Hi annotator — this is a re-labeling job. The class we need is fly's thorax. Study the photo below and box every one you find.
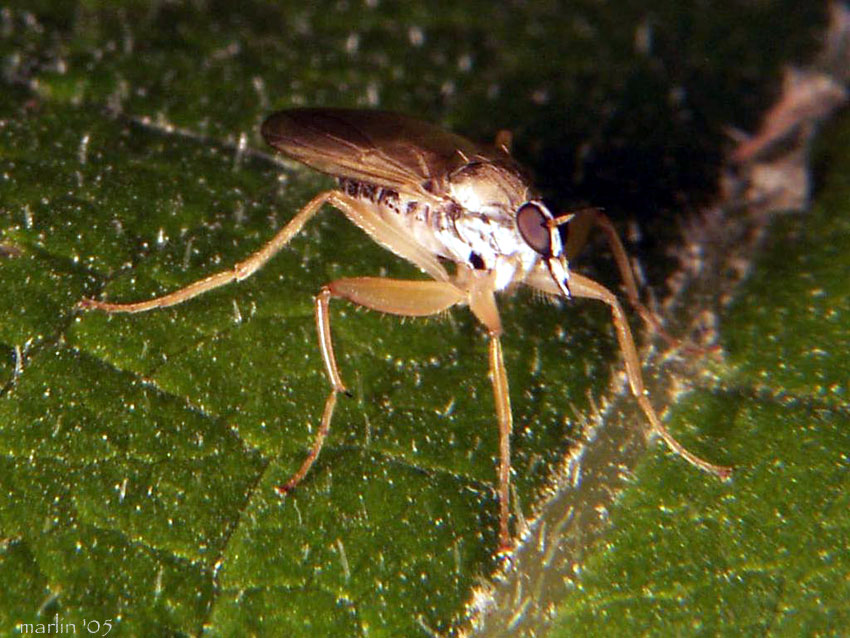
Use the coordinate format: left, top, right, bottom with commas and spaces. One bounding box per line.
441, 161, 546, 290
442, 210, 539, 291
446, 161, 531, 215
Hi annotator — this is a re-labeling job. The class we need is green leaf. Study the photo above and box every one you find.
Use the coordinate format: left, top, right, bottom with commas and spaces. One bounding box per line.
0, 2, 837, 636
547, 87, 850, 638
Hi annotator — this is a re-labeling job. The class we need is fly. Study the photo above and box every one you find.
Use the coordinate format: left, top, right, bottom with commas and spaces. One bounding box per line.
79, 108, 732, 551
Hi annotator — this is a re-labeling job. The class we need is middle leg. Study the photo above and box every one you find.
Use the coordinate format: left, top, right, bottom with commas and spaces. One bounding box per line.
278, 276, 466, 494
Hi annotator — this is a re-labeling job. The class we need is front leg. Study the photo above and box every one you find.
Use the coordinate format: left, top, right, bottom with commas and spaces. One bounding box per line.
528, 268, 732, 479
563, 208, 707, 352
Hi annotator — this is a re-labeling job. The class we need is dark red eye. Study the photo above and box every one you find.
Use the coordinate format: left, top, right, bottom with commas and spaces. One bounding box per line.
516, 203, 551, 256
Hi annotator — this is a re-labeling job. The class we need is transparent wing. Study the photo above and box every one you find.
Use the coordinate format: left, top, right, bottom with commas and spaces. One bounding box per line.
261, 108, 512, 198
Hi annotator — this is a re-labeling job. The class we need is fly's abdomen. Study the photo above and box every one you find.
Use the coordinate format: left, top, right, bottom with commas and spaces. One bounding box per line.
337, 177, 462, 261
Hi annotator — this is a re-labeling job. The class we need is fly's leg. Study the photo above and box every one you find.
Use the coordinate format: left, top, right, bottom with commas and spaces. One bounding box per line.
78, 190, 343, 313
275, 391, 338, 494
566, 272, 732, 479
489, 335, 512, 551
276, 276, 466, 495
466, 271, 514, 551
565, 209, 710, 353
318, 193, 517, 549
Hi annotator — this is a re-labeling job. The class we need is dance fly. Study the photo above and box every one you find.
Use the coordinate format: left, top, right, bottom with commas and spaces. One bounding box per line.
80, 108, 732, 550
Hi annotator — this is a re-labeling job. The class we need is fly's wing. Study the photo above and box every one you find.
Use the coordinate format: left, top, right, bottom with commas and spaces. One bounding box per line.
261, 108, 510, 199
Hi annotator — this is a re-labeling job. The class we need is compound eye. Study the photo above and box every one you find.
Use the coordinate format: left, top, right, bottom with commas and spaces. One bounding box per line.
516, 203, 551, 256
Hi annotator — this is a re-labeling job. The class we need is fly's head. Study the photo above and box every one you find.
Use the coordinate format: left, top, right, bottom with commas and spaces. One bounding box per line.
516, 200, 572, 298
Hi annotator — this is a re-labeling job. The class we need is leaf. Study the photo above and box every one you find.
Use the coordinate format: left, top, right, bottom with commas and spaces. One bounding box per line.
0, 2, 836, 637
547, 114, 850, 636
